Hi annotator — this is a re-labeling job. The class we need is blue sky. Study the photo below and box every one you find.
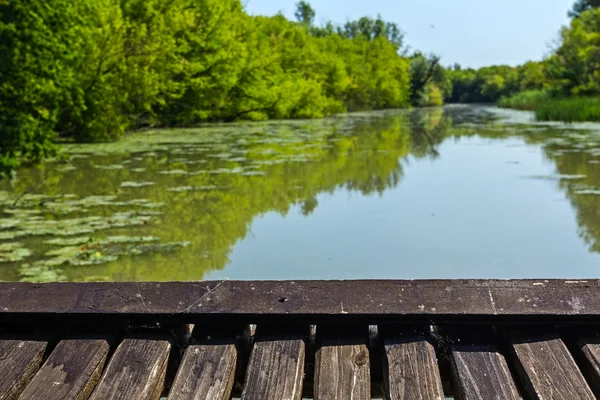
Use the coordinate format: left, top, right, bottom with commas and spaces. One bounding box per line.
245, 0, 574, 68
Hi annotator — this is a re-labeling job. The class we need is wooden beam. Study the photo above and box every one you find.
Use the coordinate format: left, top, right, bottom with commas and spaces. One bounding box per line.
18, 336, 111, 400
90, 336, 171, 400
576, 336, 600, 397
168, 341, 237, 400
314, 326, 370, 400
240, 326, 305, 400
508, 333, 595, 400
383, 336, 444, 400
1, 281, 600, 324
450, 343, 519, 400
0, 337, 47, 400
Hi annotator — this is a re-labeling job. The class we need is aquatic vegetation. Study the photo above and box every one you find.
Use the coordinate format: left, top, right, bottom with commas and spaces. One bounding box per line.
575, 190, 600, 195
522, 175, 587, 181
535, 98, 600, 123
19, 264, 67, 283
159, 170, 190, 175
240, 171, 267, 176
120, 181, 156, 188
101, 236, 159, 244
0, 219, 20, 229
167, 185, 226, 192
94, 164, 125, 170
0, 212, 153, 240
41, 240, 189, 269
0, 243, 31, 263
498, 90, 550, 111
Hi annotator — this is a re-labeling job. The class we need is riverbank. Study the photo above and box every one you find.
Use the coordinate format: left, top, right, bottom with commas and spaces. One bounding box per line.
498, 90, 600, 122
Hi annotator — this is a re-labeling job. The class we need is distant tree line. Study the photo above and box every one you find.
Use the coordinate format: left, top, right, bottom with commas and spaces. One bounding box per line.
446, 1, 600, 109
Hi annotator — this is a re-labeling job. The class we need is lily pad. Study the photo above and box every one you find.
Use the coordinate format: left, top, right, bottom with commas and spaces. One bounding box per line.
522, 174, 587, 181
241, 171, 266, 176
19, 264, 66, 283
575, 190, 600, 195
56, 165, 78, 172
0, 219, 20, 229
120, 181, 155, 188
167, 185, 224, 192
0, 243, 32, 263
101, 235, 159, 245
159, 169, 190, 175
94, 164, 125, 170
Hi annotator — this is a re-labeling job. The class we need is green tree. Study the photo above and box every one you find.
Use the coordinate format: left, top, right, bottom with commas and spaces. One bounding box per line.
0, 0, 85, 175
339, 16, 405, 51
0, 0, 414, 176
569, 0, 600, 18
295, 1, 316, 26
548, 7, 600, 96
409, 53, 450, 106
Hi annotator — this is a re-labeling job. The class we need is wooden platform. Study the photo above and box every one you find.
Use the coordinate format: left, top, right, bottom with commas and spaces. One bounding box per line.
2, 279, 600, 399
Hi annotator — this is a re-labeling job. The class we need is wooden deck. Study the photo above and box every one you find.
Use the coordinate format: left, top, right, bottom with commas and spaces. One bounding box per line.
2, 279, 600, 399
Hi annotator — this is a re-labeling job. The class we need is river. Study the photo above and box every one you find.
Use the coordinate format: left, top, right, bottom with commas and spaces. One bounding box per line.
1, 105, 599, 282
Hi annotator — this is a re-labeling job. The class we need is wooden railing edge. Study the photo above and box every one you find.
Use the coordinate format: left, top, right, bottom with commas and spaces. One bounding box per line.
0, 280, 599, 324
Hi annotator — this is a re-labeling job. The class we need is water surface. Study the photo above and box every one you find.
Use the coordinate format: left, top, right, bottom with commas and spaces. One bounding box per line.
1, 105, 600, 281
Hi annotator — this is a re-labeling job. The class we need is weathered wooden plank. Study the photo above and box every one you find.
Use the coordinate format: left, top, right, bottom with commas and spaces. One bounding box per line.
450, 343, 519, 400
168, 341, 236, 400
90, 337, 171, 400
383, 337, 444, 400
0, 337, 47, 400
241, 332, 305, 400
509, 333, 595, 400
576, 336, 600, 397
314, 338, 370, 400
2, 281, 600, 323
18, 336, 111, 400
0, 282, 221, 317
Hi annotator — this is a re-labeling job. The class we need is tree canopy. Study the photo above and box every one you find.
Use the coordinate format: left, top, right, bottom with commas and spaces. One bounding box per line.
295, 1, 316, 26
548, 7, 600, 96
0, 0, 415, 176
569, 0, 600, 18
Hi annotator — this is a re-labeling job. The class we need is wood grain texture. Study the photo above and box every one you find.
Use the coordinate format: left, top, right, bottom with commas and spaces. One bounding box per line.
19, 336, 111, 400
3, 280, 600, 324
576, 336, 600, 397
90, 337, 170, 400
509, 333, 594, 400
315, 340, 370, 400
241, 337, 305, 400
0, 338, 47, 400
168, 342, 236, 400
383, 337, 444, 400
450, 343, 519, 400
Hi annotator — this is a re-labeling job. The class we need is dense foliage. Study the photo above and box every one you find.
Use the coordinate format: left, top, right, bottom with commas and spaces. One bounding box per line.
446, 62, 547, 104
9, 0, 600, 175
0, 0, 414, 175
449, 2, 600, 123
494, 7, 600, 121
547, 8, 600, 96
569, 0, 600, 18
